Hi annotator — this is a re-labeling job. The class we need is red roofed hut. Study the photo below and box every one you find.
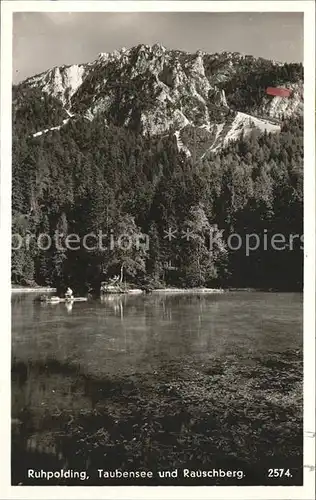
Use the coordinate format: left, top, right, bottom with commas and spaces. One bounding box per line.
266, 87, 292, 98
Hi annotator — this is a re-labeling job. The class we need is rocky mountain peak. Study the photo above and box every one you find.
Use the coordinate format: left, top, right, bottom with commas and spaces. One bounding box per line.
15, 44, 303, 156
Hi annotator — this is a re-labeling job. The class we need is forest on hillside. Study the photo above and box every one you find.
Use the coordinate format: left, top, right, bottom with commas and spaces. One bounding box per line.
12, 100, 303, 293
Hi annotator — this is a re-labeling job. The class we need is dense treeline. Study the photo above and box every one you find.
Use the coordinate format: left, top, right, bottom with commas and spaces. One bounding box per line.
12, 107, 303, 292
13, 85, 68, 136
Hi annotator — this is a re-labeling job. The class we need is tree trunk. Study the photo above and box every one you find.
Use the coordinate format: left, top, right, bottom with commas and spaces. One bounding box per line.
120, 263, 124, 283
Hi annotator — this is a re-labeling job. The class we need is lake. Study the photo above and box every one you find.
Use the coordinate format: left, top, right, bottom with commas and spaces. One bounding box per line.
11, 291, 303, 486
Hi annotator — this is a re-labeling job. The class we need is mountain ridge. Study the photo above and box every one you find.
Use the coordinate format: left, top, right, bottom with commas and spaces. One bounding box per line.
14, 44, 303, 157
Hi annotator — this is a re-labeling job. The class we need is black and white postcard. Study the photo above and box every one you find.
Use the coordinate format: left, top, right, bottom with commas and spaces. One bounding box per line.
1, 1, 315, 499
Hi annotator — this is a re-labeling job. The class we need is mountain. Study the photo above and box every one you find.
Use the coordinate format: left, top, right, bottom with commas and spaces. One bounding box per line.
12, 45, 304, 292
14, 44, 303, 156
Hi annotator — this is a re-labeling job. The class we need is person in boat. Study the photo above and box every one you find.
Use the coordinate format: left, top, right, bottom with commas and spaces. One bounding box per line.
65, 286, 73, 299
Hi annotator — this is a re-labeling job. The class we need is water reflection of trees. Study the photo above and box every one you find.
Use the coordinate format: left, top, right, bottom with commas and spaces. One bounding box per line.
12, 293, 226, 377
12, 358, 97, 482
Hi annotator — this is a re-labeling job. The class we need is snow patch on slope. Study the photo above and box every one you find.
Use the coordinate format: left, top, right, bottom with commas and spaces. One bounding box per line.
175, 131, 191, 157
221, 89, 228, 107
205, 113, 280, 155
203, 123, 225, 155
223, 112, 280, 146
32, 118, 69, 138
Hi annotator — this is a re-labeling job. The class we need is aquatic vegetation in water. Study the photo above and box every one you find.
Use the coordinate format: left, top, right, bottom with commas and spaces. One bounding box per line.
11, 349, 302, 485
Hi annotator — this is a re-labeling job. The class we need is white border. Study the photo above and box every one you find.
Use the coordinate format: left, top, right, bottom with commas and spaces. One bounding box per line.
1, 2, 315, 499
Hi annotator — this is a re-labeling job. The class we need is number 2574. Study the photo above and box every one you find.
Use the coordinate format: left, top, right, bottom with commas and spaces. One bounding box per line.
268, 469, 292, 478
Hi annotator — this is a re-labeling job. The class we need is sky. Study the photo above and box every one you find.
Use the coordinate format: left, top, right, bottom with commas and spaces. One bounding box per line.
13, 12, 303, 83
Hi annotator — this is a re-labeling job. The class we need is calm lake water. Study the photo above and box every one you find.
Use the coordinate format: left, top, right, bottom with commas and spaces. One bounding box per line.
11, 291, 303, 486
12, 292, 302, 377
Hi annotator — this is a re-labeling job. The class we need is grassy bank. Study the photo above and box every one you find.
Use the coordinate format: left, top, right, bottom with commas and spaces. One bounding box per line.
12, 348, 302, 486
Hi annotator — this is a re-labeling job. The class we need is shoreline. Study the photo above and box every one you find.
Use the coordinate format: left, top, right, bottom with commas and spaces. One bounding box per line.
11, 287, 57, 293
151, 287, 224, 294
11, 286, 302, 295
